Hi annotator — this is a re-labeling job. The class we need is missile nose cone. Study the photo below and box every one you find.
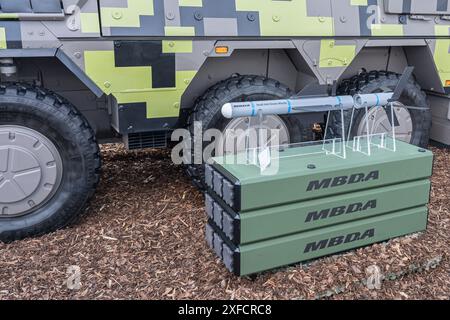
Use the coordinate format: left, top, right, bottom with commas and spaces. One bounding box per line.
222, 103, 233, 118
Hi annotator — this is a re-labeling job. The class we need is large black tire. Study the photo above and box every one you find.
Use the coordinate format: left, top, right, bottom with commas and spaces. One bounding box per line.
328, 71, 431, 148
0, 84, 101, 242
185, 75, 307, 189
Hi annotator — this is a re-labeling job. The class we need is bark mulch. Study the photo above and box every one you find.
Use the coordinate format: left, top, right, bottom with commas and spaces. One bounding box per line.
0, 145, 448, 300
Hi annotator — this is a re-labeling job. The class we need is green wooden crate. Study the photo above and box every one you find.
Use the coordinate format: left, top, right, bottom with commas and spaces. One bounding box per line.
206, 140, 433, 212
206, 206, 428, 276
206, 179, 431, 244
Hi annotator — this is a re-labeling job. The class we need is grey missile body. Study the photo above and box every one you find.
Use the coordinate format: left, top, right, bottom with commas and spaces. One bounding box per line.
221, 93, 394, 119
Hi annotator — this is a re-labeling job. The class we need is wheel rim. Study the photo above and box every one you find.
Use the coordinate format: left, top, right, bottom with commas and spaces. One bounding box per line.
356, 104, 413, 143
0, 125, 63, 217
217, 115, 290, 156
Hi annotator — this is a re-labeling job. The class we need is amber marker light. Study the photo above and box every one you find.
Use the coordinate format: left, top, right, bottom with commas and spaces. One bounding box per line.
215, 46, 229, 54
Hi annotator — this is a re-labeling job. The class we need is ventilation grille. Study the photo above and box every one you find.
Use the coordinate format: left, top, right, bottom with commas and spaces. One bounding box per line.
125, 131, 168, 150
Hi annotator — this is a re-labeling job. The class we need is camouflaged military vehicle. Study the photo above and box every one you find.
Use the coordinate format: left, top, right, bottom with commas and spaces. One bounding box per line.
0, 0, 449, 241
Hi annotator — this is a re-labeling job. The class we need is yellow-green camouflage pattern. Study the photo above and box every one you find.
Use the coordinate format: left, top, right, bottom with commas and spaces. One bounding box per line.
0, 0, 449, 120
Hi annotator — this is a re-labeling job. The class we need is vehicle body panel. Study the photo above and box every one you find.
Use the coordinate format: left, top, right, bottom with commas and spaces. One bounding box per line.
0, 0, 449, 138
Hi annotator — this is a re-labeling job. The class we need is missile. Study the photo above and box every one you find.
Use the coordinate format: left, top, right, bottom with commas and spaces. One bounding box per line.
221, 93, 394, 119
353, 93, 394, 108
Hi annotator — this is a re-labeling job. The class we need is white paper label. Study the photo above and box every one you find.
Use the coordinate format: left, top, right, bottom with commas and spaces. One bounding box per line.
258, 147, 271, 172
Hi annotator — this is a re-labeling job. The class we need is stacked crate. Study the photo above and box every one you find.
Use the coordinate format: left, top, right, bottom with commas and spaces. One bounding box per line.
204, 140, 433, 276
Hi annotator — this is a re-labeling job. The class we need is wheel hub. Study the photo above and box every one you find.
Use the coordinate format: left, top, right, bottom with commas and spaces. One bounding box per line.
357, 106, 413, 143
218, 115, 290, 155
0, 126, 63, 217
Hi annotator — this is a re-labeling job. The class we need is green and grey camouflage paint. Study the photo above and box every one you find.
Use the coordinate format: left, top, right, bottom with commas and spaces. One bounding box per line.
0, 0, 449, 128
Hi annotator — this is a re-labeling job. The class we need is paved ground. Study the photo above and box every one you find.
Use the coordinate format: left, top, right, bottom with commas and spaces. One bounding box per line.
0, 145, 448, 300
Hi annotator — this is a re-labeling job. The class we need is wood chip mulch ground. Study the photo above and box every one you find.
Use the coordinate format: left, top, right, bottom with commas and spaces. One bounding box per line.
0, 145, 448, 300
